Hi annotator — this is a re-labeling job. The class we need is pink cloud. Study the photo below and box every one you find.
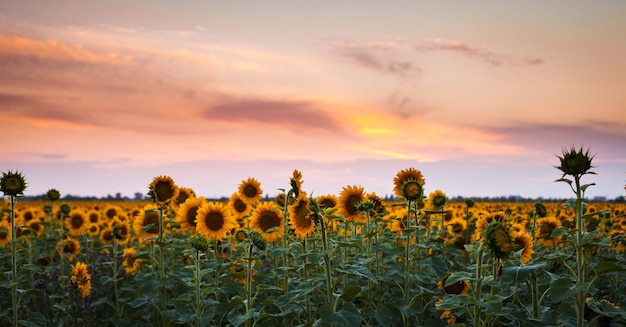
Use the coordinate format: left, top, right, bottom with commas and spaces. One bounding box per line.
416, 38, 544, 66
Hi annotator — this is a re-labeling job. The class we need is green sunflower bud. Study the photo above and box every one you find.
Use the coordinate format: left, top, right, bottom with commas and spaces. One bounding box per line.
46, 188, 61, 202
190, 234, 210, 252
60, 203, 71, 216
556, 146, 595, 177
249, 231, 266, 251
0, 170, 27, 197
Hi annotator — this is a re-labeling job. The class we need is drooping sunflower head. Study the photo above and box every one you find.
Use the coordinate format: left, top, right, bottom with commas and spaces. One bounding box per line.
512, 231, 534, 264
366, 192, 385, 214
0, 170, 27, 197
290, 169, 303, 197
438, 274, 471, 296
149, 175, 179, 205
534, 201, 548, 218
176, 196, 206, 233
196, 201, 237, 242
338, 185, 366, 222
238, 177, 263, 204
111, 218, 131, 243
428, 190, 448, 209
485, 221, 514, 261
58, 237, 81, 262
250, 201, 284, 243
46, 188, 61, 202
536, 217, 563, 248
393, 167, 425, 199
288, 192, 315, 239
555, 146, 595, 178
133, 204, 160, 239
190, 233, 211, 252
123, 248, 140, 275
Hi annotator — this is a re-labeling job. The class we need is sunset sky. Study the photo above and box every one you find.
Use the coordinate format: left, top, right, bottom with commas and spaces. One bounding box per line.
1, 1, 625, 200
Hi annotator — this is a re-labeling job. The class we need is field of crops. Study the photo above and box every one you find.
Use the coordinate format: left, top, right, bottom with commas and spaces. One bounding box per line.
1, 151, 625, 326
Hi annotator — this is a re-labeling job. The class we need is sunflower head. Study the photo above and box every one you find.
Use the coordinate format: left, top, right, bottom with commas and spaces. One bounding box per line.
485, 221, 514, 260
250, 201, 284, 242
149, 175, 179, 205
556, 146, 595, 178
0, 170, 27, 197
338, 185, 366, 222
235, 229, 248, 242
393, 167, 425, 198
190, 233, 211, 252
249, 230, 267, 250
316, 194, 338, 210
534, 201, 547, 218
438, 274, 471, 296
429, 190, 447, 209
174, 187, 196, 207
290, 169, 303, 197
288, 193, 315, 239
512, 231, 534, 264
238, 177, 263, 204
465, 198, 475, 208
401, 179, 423, 201
59, 203, 71, 216
46, 188, 61, 202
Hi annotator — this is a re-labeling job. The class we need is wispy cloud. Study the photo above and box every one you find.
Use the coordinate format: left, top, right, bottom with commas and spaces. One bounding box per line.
416, 38, 544, 66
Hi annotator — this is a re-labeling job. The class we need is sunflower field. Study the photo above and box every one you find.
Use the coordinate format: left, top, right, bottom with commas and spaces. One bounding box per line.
1, 148, 626, 326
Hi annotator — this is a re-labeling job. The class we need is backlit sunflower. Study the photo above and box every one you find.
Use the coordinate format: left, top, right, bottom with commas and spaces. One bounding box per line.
393, 167, 425, 199
228, 192, 251, 227
316, 194, 338, 210
0, 170, 27, 196
58, 237, 81, 261
133, 204, 160, 240
238, 177, 263, 204
512, 231, 534, 264
250, 201, 284, 243
65, 209, 88, 236
288, 193, 315, 239
71, 261, 92, 298
438, 274, 471, 296
123, 248, 140, 275
149, 175, 179, 205
338, 185, 366, 222
0, 220, 11, 247
536, 217, 563, 247
428, 190, 448, 210
176, 196, 206, 233
196, 202, 237, 242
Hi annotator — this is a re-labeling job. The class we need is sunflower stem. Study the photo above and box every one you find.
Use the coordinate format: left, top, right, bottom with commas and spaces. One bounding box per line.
10, 195, 19, 327
113, 237, 120, 318
194, 249, 202, 327
320, 210, 335, 319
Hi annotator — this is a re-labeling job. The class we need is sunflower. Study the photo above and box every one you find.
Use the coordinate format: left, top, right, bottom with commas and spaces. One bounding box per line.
428, 190, 448, 210
366, 192, 385, 215
0, 170, 27, 196
393, 167, 425, 199
58, 237, 81, 261
0, 220, 11, 247
316, 194, 338, 210
102, 205, 122, 222
512, 231, 534, 264
250, 201, 284, 243
86, 210, 101, 226
485, 221, 514, 260
86, 223, 100, 237
149, 175, 179, 205
228, 192, 251, 226
99, 227, 114, 245
173, 186, 196, 208
446, 217, 467, 237
46, 188, 61, 202
71, 261, 92, 298
337, 185, 366, 223
176, 196, 206, 233
290, 169, 303, 197
438, 274, 471, 296
196, 202, 237, 242
123, 248, 140, 275
288, 193, 315, 239
133, 204, 161, 240
536, 217, 563, 247
19, 208, 42, 225
475, 211, 507, 238
65, 209, 88, 236
111, 218, 131, 244
238, 177, 263, 205
26, 220, 44, 237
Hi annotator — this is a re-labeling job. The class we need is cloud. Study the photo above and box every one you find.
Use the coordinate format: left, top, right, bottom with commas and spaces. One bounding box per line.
320, 38, 421, 79
416, 38, 544, 66
203, 99, 343, 132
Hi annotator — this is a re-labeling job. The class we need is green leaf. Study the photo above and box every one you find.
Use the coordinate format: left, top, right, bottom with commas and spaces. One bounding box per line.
595, 261, 626, 274
555, 178, 573, 185
18, 311, 47, 327
336, 264, 377, 283
580, 183, 595, 193
550, 277, 584, 302
340, 284, 361, 302
502, 262, 546, 281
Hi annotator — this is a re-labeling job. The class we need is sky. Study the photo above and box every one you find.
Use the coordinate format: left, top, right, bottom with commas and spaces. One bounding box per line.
1, 1, 625, 200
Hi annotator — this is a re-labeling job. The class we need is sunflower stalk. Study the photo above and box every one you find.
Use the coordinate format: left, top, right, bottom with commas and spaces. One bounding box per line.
112, 237, 121, 318
9, 195, 19, 327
